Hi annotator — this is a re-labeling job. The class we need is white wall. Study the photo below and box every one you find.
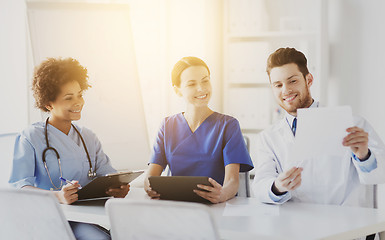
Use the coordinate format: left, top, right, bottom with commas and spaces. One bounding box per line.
0, 0, 28, 134
0, 0, 28, 187
127, 0, 168, 143
328, 0, 385, 208
129, 0, 223, 142
328, 0, 385, 141
164, 0, 223, 116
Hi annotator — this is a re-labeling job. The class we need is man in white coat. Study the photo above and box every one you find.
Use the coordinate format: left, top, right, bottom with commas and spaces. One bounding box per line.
252, 48, 385, 213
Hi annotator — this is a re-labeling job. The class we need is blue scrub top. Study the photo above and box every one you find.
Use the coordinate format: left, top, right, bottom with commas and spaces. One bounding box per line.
150, 112, 254, 185
9, 121, 116, 190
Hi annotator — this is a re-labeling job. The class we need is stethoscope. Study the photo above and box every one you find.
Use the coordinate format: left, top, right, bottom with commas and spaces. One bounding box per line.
42, 117, 96, 190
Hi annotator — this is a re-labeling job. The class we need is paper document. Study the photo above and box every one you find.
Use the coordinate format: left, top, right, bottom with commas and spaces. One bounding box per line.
290, 106, 354, 167
223, 202, 279, 217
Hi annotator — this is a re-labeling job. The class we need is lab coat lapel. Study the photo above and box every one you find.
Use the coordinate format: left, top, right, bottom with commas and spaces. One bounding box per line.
278, 118, 295, 143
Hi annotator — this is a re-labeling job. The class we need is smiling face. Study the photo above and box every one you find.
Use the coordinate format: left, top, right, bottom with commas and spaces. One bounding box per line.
174, 66, 212, 108
270, 63, 313, 116
46, 81, 85, 122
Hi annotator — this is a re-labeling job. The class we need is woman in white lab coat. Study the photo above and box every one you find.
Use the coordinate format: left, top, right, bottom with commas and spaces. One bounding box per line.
9, 58, 129, 240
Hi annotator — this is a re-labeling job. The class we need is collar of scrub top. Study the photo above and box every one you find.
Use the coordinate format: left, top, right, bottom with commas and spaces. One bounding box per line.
43, 117, 96, 190
285, 100, 319, 136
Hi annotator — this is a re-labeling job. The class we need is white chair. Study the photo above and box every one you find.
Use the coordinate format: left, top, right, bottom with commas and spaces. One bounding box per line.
0, 134, 16, 188
238, 171, 250, 197
238, 135, 251, 197
106, 198, 220, 240
0, 188, 75, 240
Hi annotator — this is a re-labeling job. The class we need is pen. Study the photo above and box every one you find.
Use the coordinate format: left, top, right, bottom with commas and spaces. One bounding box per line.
59, 177, 82, 189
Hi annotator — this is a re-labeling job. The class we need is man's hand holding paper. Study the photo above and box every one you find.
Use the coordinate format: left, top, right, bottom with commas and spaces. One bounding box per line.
272, 167, 303, 195
343, 126, 370, 160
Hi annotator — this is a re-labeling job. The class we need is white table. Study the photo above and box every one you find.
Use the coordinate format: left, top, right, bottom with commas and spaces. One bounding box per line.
62, 188, 385, 240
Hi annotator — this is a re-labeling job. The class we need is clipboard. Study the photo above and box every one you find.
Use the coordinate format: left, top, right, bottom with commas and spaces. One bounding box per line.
77, 170, 144, 201
148, 176, 213, 203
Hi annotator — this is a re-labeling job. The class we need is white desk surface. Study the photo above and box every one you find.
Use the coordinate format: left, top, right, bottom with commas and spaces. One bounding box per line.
62, 187, 385, 240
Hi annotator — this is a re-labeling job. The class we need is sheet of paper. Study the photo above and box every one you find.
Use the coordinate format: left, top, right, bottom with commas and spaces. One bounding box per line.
223, 202, 280, 217
290, 106, 354, 167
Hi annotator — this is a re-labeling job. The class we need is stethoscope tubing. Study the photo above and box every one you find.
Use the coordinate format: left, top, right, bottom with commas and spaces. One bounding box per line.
42, 117, 96, 189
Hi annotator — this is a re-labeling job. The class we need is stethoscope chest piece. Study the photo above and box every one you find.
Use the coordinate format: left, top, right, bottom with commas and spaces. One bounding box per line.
88, 168, 97, 178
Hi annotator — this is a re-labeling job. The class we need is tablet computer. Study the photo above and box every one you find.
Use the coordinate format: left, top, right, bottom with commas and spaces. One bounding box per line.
148, 176, 213, 203
77, 170, 144, 201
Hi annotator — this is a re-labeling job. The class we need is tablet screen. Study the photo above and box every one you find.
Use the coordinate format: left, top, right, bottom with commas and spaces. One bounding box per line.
149, 176, 213, 203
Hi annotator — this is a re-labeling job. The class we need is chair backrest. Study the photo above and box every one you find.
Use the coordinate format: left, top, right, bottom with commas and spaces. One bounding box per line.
106, 198, 220, 240
238, 171, 250, 197
238, 135, 251, 197
0, 188, 75, 240
0, 134, 16, 188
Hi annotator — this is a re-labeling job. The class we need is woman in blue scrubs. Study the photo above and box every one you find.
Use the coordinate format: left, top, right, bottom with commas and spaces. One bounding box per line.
9, 58, 129, 240
144, 56, 254, 203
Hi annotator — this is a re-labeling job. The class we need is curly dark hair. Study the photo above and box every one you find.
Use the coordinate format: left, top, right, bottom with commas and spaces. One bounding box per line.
32, 57, 91, 112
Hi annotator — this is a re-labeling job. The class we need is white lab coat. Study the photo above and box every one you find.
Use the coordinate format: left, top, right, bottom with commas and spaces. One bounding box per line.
252, 113, 385, 208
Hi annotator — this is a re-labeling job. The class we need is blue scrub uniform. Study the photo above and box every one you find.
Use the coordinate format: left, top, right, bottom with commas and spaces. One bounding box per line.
150, 112, 254, 185
9, 121, 116, 240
